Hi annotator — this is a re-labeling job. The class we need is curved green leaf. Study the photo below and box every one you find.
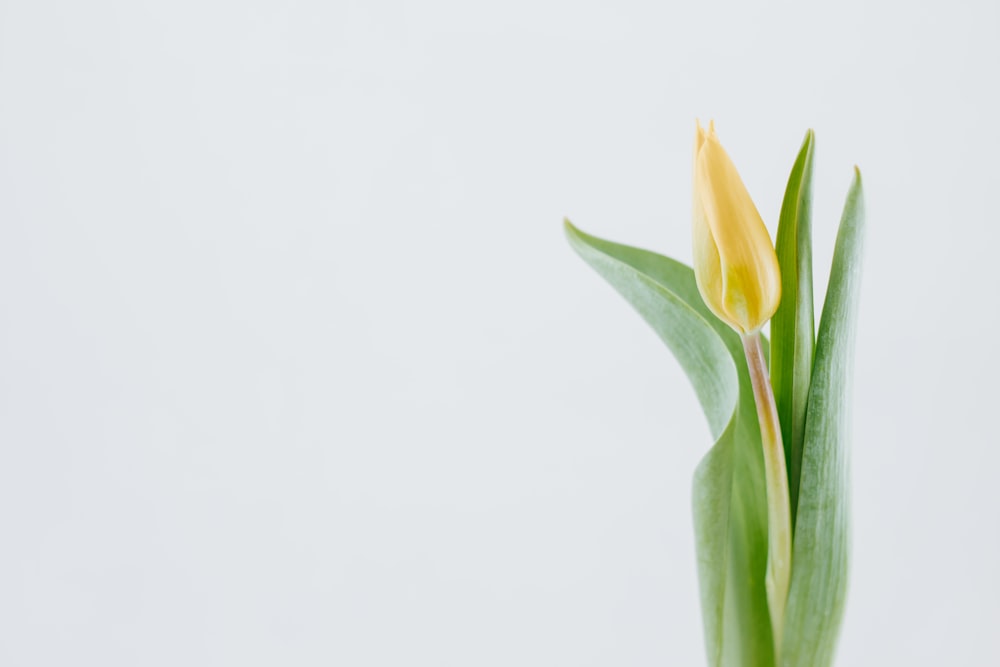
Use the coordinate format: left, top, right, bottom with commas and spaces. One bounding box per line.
781, 169, 865, 666
564, 220, 736, 434
771, 130, 816, 525
564, 220, 773, 667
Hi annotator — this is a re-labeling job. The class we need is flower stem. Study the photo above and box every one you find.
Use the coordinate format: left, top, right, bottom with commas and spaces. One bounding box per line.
742, 330, 792, 661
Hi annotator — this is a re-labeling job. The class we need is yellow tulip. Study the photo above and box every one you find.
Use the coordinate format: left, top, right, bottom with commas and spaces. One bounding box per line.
692, 121, 781, 333
692, 123, 792, 656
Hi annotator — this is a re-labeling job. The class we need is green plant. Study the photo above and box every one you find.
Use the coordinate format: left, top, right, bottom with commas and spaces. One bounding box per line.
565, 125, 865, 667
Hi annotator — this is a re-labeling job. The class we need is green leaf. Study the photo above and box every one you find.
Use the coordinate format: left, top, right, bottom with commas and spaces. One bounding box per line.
781, 169, 865, 666
771, 130, 816, 526
694, 377, 774, 667
564, 220, 774, 667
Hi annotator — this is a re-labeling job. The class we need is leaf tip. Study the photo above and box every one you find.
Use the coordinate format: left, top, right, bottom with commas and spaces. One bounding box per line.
563, 217, 581, 244
802, 128, 816, 150
849, 167, 864, 205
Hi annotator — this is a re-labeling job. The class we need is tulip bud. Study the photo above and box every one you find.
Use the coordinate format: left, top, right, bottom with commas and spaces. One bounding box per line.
692, 121, 781, 333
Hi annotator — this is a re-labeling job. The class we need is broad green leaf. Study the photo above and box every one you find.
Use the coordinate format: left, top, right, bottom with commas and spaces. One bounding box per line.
695, 372, 773, 667
771, 130, 816, 526
564, 220, 773, 667
564, 220, 735, 434
781, 169, 865, 666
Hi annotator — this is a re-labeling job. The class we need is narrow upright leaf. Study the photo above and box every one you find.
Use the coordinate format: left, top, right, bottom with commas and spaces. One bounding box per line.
781, 169, 865, 666
770, 130, 816, 525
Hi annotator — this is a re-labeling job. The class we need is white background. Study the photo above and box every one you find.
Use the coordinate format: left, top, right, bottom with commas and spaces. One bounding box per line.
1, 0, 998, 665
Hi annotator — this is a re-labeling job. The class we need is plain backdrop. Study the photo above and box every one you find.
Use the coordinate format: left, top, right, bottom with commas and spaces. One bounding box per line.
1, 0, 998, 665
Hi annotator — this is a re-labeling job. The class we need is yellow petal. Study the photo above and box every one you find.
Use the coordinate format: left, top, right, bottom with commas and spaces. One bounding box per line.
692, 124, 780, 333
692, 123, 728, 326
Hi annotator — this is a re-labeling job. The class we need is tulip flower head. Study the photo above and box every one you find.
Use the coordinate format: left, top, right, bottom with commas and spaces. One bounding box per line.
692, 121, 781, 334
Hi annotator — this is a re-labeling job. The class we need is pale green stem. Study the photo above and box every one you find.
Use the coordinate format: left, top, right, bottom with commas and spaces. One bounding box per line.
742, 330, 792, 662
